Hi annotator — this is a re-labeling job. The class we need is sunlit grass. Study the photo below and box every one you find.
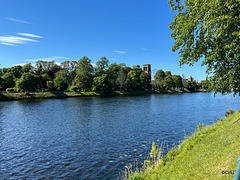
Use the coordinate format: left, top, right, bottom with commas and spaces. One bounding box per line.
0, 89, 207, 101
125, 111, 240, 180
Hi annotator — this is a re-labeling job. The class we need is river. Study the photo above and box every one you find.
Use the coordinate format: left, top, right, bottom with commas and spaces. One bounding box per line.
0, 92, 240, 179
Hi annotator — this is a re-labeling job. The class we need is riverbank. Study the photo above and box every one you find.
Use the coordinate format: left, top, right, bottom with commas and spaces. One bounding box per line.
0, 89, 207, 101
125, 111, 240, 180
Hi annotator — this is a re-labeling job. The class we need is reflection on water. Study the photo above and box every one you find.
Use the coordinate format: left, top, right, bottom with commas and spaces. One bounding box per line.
0, 92, 240, 179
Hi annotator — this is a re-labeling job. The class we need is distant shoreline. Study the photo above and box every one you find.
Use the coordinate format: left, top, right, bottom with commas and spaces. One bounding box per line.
0, 89, 208, 101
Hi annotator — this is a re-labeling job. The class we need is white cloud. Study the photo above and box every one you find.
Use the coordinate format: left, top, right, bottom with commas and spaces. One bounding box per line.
142, 48, 148, 51
0, 35, 38, 46
0, 42, 16, 46
13, 63, 28, 66
109, 58, 118, 61
17, 33, 43, 38
6, 17, 32, 24
114, 50, 127, 55
91, 63, 97, 67
26, 56, 69, 62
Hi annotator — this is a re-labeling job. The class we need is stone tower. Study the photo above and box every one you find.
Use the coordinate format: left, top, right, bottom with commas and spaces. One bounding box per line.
143, 64, 151, 76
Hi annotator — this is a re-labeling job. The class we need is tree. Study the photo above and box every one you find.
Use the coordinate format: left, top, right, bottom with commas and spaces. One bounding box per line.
201, 79, 211, 90
1, 72, 15, 89
74, 71, 93, 91
23, 63, 34, 73
163, 75, 175, 90
116, 68, 127, 91
8, 65, 23, 78
106, 63, 122, 89
154, 69, 165, 82
92, 74, 112, 94
165, 71, 172, 77
77, 56, 94, 73
140, 72, 151, 90
126, 70, 142, 91
40, 73, 50, 90
54, 70, 68, 90
172, 75, 183, 89
186, 81, 197, 92
96, 57, 109, 72
16, 73, 40, 91
169, 0, 240, 95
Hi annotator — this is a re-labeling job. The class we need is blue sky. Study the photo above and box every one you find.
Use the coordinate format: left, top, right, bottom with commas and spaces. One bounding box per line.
0, 0, 206, 81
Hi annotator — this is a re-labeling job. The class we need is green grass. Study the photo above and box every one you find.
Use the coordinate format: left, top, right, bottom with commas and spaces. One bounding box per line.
126, 111, 240, 180
0, 89, 207, 101
0, 91, 101, 101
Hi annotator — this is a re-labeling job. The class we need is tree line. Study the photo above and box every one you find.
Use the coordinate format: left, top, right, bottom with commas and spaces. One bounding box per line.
0, 56, 205, 94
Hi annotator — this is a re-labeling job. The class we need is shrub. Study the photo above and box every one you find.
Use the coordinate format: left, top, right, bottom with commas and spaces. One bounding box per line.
69, 86, 78, 91
196, 123, 204, 132
47, 81, 55, 91
6, 87, 16, 93
225, 109, 235, 117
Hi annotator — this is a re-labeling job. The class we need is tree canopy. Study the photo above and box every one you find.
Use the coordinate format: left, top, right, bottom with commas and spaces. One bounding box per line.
169, 0, 240, 95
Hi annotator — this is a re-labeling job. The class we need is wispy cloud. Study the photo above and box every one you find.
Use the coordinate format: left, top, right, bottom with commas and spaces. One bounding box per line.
26, 56, 69, 62
17, 33, 43, 38
109, 58, 118, 61
0, 35, 38, 46
6, 17, 32, 24
114, 50, 127, 55
142, 48, 148, 51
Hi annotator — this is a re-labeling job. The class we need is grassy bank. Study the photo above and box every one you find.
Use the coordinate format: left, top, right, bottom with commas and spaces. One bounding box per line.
125, 111, 240, 180
0, 89, 207, 101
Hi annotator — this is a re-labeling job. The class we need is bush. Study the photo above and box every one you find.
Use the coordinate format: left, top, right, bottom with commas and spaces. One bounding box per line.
225, 109, 235, 117
69, 86, 78, 91
47, 81, 55, 91
6, 87, 16, 93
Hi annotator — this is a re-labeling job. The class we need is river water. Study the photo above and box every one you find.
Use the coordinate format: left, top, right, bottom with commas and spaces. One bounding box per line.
0, 92, 240, 179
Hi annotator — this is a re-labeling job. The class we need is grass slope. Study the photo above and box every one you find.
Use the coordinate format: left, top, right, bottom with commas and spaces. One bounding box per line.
0, 89, 207, 101
128, 111, 240, 180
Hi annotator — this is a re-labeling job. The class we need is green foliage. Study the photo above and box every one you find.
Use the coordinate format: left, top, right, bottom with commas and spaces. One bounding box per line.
132, 67, 143, 76
186, 81, 197, 91
22, 63, 34, 73
196, 122, 204, 132
163, 75, 174, 90
7, 65, 23, 78
126, 70, 142, 91
6, 87, 16, 92
16, 73, 40, 91
54, 70, 68, 91
92, 74, 112, 94
96, 57, 109, 73
150, 142, 160, 161
106, 63, 122, 89
225, 109, 235, 118
77, 56, 94, 73
47, 81, 55, 91
74, 71, 93, 91
1, 72, 15, 89
173, 75, 183, 89
69, 85, 78, 91
165, 71, 171, 77
201, 79, 211, 90
140, 72, 151, 90
154, 69, 165, 82
169, 0, 240, 95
